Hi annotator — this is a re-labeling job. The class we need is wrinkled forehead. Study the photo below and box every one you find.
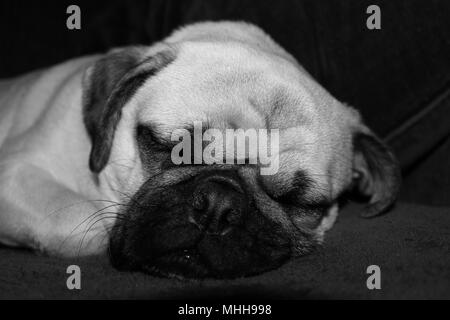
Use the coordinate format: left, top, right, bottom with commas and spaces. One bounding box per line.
125, 42, 354, 200
133, 42, 314, 134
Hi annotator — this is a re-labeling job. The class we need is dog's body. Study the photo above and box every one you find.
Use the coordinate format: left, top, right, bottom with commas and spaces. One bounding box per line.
0, 22, 400, 278
0, 56, 108, 255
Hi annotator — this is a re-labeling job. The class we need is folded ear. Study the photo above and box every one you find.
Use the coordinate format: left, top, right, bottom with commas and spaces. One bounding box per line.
351, 130, 401, 218
82, 46, 175, 173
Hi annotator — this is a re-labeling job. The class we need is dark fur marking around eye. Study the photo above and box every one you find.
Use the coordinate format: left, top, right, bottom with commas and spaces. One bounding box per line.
136, 124, 174, 170
136, 125, 173, 151
136, 123, 219, 169
257, 169, 330, 211
273, 170, 314, 206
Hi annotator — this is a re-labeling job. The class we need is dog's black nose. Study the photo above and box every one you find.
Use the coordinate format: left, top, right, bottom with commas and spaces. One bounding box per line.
192, 174, 247, 235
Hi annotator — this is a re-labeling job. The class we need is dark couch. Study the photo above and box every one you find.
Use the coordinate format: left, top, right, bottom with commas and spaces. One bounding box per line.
0, 0, 449, 299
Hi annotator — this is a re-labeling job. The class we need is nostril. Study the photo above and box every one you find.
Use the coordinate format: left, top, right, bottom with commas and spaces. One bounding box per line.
216, 208, 231, 233
206, 193, 244, 235
191, 175, 247, 235
215, 208, 240, 235
222, 207, 241, 225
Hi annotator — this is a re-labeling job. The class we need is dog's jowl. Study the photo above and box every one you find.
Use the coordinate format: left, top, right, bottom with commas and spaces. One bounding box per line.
0, 22, 400, 278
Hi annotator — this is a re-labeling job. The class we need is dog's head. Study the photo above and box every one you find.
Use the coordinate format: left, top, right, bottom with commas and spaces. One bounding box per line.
82, 22, 400, 278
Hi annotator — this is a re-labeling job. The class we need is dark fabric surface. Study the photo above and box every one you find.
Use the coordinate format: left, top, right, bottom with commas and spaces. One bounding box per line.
1, 203, 449, 299
0, 0, 449, 299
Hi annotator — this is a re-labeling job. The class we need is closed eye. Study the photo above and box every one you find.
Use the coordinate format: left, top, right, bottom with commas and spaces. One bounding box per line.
136, 124, 172, 152
274, 190, 330, 209
268, 170, 312, 205
268, 170, 332, 210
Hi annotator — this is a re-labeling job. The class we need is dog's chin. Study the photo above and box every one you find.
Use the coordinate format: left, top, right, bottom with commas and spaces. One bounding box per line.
108, 218, 296, 279
109, 229, 294, 279
141, 249, 211, 279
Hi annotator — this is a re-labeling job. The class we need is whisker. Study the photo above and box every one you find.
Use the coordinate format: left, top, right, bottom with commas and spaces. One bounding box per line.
77, 214, 129, 257
111, 188, 146, 210
56, 204, 124, 253
44, 199, 129, 221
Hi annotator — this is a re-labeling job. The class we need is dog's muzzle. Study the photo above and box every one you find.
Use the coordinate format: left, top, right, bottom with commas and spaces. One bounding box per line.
109, 170, 291, 279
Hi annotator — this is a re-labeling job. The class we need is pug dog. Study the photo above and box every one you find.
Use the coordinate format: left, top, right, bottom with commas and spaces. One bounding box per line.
0, 21, 400, 278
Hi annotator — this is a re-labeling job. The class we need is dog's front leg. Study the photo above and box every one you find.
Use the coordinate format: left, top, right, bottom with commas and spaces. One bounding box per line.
0, 163, 113, 257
